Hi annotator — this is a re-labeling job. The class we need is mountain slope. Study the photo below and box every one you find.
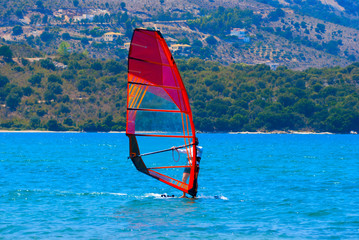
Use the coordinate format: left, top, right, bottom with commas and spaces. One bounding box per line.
1, 0, 359, 69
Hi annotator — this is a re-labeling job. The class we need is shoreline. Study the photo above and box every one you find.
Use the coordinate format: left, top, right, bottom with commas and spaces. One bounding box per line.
0, 130, 353, 134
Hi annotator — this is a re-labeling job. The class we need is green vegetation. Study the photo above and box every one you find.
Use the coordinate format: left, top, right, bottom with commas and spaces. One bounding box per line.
1, 44, 359, 133
188, 7, 262, 37
177, 60, 359, 133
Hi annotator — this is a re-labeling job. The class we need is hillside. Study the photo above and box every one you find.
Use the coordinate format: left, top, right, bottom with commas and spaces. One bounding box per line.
1, 44, 359, 133
1, 0, 359, 69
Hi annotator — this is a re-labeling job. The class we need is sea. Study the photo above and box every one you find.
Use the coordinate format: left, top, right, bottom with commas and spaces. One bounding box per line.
0, 132, 358, 239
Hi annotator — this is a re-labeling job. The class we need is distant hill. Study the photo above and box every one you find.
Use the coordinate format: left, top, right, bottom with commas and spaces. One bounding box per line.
256, 0, 359, 27
1, 0, 359, 69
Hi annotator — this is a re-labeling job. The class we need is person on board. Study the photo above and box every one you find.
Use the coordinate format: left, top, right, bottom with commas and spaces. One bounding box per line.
172, 138, 203, 198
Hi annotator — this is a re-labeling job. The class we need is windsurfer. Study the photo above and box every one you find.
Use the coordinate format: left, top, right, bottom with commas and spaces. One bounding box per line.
173, 139, 203, 198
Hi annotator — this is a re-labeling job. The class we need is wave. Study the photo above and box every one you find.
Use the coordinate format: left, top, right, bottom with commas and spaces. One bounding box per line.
197, 194, 229, 200
6, 189, 128, 197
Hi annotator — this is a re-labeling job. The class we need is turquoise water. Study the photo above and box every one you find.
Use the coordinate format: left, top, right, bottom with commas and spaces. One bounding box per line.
1, 133, 358, 239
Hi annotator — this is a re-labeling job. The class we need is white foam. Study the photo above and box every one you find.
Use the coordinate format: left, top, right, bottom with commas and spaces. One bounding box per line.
198, 194, 228, 200
109, 193, 127, 196
141, 193, 177, 199
143, 193, 165, 198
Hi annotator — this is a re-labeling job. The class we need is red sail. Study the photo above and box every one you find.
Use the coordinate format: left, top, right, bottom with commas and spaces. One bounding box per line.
126, 29, 198, 197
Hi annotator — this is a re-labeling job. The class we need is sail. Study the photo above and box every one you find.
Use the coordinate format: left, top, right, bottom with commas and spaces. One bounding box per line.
126, 29, 199, 197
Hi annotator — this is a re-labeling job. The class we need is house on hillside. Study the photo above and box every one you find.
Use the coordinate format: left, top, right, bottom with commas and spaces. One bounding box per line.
123, 42, 131, 50
103, 32, 123, 42
169, 44, 191, 56
73, 14, 94, 22
53, 8, 109, 23
264, 62, 279, 71
230, 28, 250, 43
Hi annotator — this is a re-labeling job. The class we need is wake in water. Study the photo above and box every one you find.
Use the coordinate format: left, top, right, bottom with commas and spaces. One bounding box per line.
11, 189, 228, 201
138, 193, 228, 200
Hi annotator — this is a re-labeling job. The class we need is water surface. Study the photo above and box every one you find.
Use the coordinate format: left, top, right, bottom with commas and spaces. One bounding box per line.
1, 133, 358, 239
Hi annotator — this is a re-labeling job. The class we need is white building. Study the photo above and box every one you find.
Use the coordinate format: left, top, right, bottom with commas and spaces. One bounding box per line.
73, 14, 94, 22
103, 32, 123, 42
230, 28, 250, 43
169, 44, 191, 55
123, 42, 131, 50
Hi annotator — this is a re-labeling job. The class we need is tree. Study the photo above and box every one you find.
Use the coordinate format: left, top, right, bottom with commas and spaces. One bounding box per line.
210, 82, 225, 93
6, 87, 23, 111
73, 0, 79, 7
0, 75, 9, 88
15, 9, 23, 18
57, 104, 71, 115
30, 117, 41, 128
63, 118, 74, 126
91, 62, 103, 70
105, 60, 126, 74
0, 45, 13, 60
61, 33, 71, 40
57, 41, 70, 56
104, 115, 114, 127
40, 31, 54, 42
300, 21, 307, 29
294, 99, 316, 117
178, 37, 190, 45
81, 37, 89, 45
278, 93, 297, 107
192, 39, 203, 48
44, 90, 56, 102
205, 36, 217, 45
28, 73, 43, 86
47, 82, 63, 94
268, 8, 285, 21
46, 119, 64, 131
39, 59, 56, 70
23, 86, 33, 96
42, 15, 48, 24
206, 99, 230, 115
12, 26, 23, 36
315, 23, 326, 33
77, 79, 91, 92
36, 0, 44, 9
82, 120, 98, 132
48, 74, 63, 84
324, 40, 340, 55
325, 110, 359, 133
120, 2, 126, 10
229, 113, 246, 131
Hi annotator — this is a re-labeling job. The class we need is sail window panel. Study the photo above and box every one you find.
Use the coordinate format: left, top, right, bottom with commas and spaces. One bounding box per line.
140, 144, 189, 168
128, 83, 187, 111
136, 135, 193, 184
129, 110, 192, 136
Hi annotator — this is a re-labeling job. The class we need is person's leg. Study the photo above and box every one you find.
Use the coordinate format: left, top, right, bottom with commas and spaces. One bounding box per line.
180, 172, 190, 198
182, 172, 190, 183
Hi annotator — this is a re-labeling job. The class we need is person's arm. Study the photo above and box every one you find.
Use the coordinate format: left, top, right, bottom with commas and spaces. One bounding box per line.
196, 146, 203, 157
177, 148, 187, 154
